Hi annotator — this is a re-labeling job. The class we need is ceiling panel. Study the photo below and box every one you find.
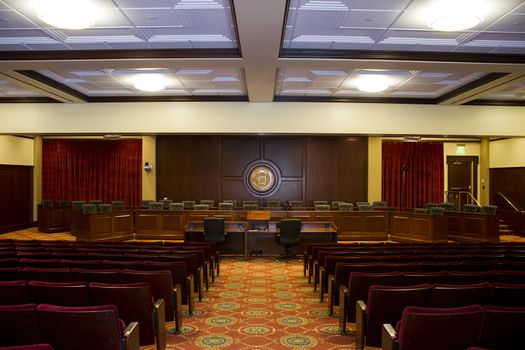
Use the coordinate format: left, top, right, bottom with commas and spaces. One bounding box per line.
283, 0, 525, 55
275, 68, 486, 99
0, 78, 44, 97
0, 0, 237, 50
481, 81, 525, 101
38, 67, 246, 96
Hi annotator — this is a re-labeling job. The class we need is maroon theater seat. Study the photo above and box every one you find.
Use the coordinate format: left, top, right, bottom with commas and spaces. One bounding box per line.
0, 304, 40, 347
0, 280, 29, 304
430, 282, 492, 307
36, 304, 139, 350
27, 281, 90, 306
490, 283, 525, 307
0, 345, 55, 350
478, 306, 525, 350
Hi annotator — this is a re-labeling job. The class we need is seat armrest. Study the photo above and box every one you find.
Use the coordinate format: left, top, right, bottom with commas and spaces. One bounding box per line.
154, 299, 166, 350
339, 286, 349, 335
172, 284, 183, 333
327, 274, 335, 316
382, 323, 398, 350
123, 321, 140, 350
355, 300, 367, 350
187, 274, 195, 315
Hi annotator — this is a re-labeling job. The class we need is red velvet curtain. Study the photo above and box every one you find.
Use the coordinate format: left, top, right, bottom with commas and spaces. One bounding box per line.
382, 141, 444, 209
42, 140, 142, 206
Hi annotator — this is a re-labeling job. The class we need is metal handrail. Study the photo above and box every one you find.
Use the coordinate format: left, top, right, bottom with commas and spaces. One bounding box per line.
445, 190, 482, 208
497, 192, 521, 213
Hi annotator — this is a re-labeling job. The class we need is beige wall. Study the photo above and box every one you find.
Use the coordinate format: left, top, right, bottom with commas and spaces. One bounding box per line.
367, 137, 382, 202
1, 102, 525, 136
142, 136, 156, 201
443, 142, 481, 201
0, 135, 33, 165
490, 138, 525, 168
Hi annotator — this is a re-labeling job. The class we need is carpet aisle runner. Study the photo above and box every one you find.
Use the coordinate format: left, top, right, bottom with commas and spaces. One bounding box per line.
156, 257, 356, 350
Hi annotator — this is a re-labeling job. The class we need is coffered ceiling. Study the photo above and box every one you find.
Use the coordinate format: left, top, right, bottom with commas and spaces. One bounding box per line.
0, 0, 524, 105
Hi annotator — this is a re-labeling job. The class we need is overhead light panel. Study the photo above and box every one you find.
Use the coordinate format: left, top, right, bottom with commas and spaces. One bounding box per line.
353, 75, 393, 93
423, 0, 486, 32
36, 0, 100, 30
132, 74, 167, 92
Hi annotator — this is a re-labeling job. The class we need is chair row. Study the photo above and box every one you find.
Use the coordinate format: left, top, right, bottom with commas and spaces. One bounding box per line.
383, 304, 525, 350
330, 260, 525, 318
337, 269, 525, 324
0, 303, 140, 350
345, 280, 525, 348
0, 265, 187, 331
0, 280, 165, 349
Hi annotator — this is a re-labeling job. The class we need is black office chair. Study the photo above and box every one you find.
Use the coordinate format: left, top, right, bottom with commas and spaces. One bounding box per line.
204, 217, 226, 276
277, 219, 301, 259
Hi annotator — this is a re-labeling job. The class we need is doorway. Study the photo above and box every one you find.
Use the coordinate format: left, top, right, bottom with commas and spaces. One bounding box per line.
446, 156, 478, 210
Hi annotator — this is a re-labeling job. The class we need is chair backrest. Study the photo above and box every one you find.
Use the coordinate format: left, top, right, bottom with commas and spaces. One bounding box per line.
396, 304, 484, 350
358, 203, 372, 211
98, 204, 112, 213
372, 201, 387, 209
429, 207, 445, 216
279, 219, 301, 244
182, 200, 195, 210
110, 201, 124, 209
266, 199, 281, 208
141, 199, 153, 207
169, 202, 184, 211
147, 202, 163, 210
81, 204, 97, 214
243, 203, 258, 210
89, 200, 102, 207
288, 200, 303, 208
338, 202, 353, 211
222, 199, 237, 208
200, 199, 214, 207
0, 280, 29, 305
430, 283, 492, 308
204, 217, 225, 244
313, 200, 328, 206
36, 304, 124, 350
71, 201, 86, 210
41, 200, 54, 208
314, 204, 330, 211
356, 201, 370, 206
365, 284, 433, 347
89, 282, 155, 345
490, 283, 525, 307
0, 304, 40, 347
442, 202, 455, 211
0, 344, 56, 350
194, 204, 209, 210
463, 204, 479, 213
414, 208, 429, 214
480, 205, 497, 215
160, 199, 172, 208
479, 306, 525, 350
331, 201, 341, 209
218, 202, 234, 211
27, 281, 90, 306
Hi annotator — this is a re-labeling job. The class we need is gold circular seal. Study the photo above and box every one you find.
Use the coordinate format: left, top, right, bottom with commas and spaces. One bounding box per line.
249, 166, 276, 193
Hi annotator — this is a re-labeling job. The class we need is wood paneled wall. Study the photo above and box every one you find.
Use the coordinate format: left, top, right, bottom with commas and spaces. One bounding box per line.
0, 165, 33, 233
490, 167, 525, 210
156, 136, 368, 205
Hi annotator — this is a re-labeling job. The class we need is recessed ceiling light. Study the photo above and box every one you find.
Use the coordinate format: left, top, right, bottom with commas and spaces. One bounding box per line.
354, 75, 393, 93
132, 74, 167, 92
36, 0, 100, 30
424, 0, 486, 32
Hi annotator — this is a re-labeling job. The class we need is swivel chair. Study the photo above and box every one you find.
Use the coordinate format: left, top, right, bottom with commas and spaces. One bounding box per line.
277, 219, 301, 259
204, 217, 226, 275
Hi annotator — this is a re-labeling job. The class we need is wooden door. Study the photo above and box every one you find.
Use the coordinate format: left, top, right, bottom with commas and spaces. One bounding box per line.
447, 156, 478, 210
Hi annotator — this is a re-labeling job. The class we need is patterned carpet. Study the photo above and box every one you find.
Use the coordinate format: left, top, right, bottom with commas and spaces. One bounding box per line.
157, 257, 354, 350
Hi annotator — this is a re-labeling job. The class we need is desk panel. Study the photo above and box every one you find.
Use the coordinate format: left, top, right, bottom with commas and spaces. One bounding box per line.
338, 211, 389, 240
134, 210, 185, 240
72, 211, 134, 242
390, 212, 447, 243
446, 212, 499, 243
38, 206, 71, 233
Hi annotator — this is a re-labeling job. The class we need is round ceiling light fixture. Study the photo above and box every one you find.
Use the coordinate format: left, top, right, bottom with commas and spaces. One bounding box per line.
132, 74, 167, 92
424, 0, 486, 32
36, 0, 100, 30
355, 75, 392, 93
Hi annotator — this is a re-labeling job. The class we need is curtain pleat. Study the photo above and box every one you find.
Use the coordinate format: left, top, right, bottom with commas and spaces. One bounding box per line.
382, 142, 444, 209
42, 140, 142, 206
